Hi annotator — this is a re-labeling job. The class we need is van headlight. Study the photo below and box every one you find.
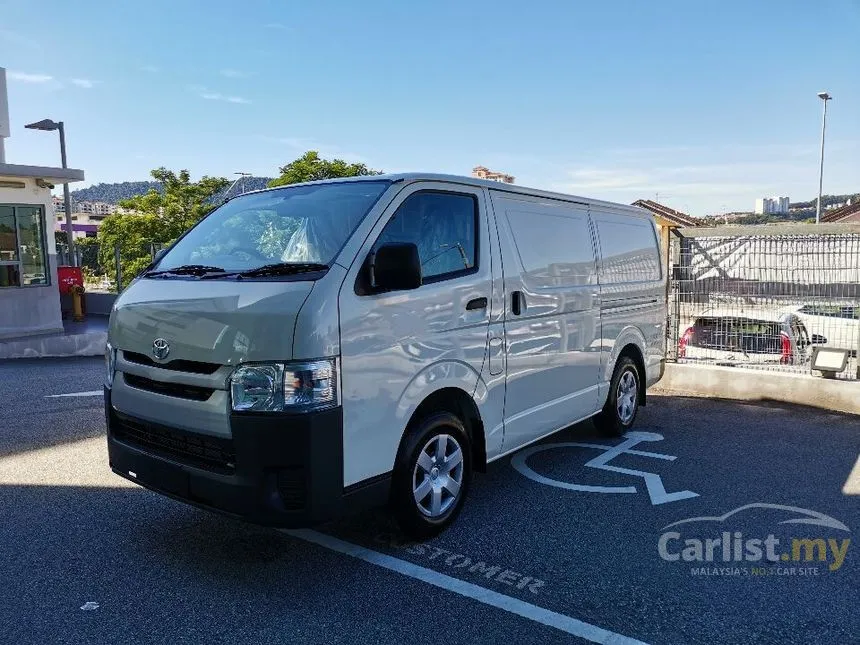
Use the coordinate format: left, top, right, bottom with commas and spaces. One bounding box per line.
229, 358, 338, 413
105, 342, 117, 388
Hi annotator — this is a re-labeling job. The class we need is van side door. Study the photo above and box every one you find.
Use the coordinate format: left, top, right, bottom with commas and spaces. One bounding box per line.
489, 191, 601, 452
338, 182, 493, 487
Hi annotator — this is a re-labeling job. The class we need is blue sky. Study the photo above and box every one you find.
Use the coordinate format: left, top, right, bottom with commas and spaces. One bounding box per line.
1, 0, 858, 214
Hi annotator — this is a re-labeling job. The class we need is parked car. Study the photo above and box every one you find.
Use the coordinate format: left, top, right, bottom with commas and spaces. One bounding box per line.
104, 173, 667, 538
789, 303, 859, 355
678, 310, 821, 366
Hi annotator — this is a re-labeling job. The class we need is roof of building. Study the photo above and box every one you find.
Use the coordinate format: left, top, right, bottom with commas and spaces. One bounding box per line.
631, 199, 699, 227
0, 163, 84, 184
820, 201, 860, 223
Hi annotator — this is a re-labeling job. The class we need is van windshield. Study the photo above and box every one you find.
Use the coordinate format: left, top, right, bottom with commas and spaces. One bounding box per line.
153, 180, 390, 274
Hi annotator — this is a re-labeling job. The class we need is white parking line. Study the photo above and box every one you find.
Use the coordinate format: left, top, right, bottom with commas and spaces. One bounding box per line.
45, 390, 103, 398
843, 455, 860, 495
284, 529, 649, 645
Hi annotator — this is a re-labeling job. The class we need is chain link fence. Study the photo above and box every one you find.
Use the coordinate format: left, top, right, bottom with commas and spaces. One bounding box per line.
668, 223, 860, 380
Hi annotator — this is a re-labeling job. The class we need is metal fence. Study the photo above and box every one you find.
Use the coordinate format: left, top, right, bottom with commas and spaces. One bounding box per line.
668, 223, 860, 380
57, 241, 165, 293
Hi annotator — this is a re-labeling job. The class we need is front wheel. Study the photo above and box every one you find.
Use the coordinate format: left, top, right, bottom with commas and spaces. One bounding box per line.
391, 412, 471, 539
593, 356, 640, 437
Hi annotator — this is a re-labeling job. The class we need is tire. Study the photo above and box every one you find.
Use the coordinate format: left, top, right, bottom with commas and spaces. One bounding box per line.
391, 412, 472, 540
593, 356, 641, 437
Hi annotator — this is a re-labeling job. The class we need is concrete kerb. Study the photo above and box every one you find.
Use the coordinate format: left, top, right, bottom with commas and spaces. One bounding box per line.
652, 362, 860, 416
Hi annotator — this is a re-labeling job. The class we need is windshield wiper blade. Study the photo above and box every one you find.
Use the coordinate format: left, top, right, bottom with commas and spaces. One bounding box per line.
145, 264, 227, 277
237, 262, 329, 278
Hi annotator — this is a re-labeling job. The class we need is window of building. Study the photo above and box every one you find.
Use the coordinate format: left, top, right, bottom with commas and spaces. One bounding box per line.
374, 191, 478, 282
0, 205, 49, 287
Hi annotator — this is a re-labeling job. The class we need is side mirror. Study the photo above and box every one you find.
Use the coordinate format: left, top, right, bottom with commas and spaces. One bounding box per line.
811, 334, 827, 344
153, 248, 168, 264
370, 243, 422, 292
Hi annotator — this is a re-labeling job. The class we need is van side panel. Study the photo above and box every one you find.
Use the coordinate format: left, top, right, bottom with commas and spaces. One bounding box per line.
490, 191, 601, 452
590, 207, 666, 391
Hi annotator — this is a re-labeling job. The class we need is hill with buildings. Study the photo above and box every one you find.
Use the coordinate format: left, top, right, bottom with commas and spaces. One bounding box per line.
70, 176, 274, 205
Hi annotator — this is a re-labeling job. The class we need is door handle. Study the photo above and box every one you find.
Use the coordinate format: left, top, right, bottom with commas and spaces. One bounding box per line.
466, 297, 488, 311
511, 290, 524, 316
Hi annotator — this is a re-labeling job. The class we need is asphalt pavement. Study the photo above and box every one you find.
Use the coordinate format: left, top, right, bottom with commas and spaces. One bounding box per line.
1, 358, 858, 645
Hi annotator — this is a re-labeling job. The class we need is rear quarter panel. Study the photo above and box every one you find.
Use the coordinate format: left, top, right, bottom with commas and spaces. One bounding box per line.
590, 207, 666, 390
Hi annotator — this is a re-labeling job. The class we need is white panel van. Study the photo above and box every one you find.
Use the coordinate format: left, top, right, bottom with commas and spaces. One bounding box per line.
105, 174, 666, 537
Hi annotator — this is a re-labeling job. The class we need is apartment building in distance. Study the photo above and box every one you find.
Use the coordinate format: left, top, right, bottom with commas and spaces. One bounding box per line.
754, 196, 790, 215
52, 195, 120, 238
472, 165, 515, 184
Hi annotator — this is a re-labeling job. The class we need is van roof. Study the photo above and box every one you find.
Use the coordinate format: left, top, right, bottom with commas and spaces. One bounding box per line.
240, 173, 649, 217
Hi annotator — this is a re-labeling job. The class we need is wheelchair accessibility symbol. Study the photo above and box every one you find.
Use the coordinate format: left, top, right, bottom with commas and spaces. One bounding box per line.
511, 431, 698, 505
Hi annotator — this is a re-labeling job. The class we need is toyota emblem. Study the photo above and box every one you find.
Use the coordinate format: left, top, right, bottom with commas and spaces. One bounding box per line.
152, 338, 170, 361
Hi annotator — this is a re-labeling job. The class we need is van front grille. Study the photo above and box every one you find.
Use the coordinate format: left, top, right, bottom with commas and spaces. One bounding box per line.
123, 350, 221, 375
123, 373, 215, 401
112, 414, 235, 474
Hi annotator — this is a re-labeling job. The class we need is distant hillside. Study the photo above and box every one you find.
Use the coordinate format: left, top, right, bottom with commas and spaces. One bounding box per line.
70, 181, 162, 203
789, 193, 859, 210
68, 176, 275, 205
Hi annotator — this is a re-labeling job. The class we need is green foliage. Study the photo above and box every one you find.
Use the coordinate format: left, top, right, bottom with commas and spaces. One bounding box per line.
268, 151, 381, 187
75, 236, 101, 274
96, 168, 228, 282
117, 168, 229, 240
55, 231, 68, 246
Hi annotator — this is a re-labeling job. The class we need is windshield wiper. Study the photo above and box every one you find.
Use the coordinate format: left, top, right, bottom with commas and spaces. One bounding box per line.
144, 264, 227, 278
236, 262, 329, 278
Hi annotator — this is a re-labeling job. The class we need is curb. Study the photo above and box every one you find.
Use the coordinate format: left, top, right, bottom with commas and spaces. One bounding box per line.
652, 362, 860, 416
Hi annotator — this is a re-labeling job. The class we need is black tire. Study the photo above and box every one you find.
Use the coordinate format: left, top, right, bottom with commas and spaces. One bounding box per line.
391, 412, 472, 540
593, 356, 641, 437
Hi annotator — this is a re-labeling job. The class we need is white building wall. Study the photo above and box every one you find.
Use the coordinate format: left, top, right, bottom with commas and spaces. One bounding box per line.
0, 177, 63, 338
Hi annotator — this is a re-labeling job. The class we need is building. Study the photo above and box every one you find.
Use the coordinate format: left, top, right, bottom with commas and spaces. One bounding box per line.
631, 199, 700, 274
820, 201, 860, 224
754, 196, 790, 215
52, 197, 117, 238
76, 200, 116, 216
471, 166, 515, 184
55, 211, 103, 239
0, 67, 85, 339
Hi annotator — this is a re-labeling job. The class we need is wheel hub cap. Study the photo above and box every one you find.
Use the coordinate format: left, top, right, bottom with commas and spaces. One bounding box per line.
412, 433, 464, 518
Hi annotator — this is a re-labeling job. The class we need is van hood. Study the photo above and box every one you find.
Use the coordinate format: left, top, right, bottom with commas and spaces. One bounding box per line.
108, 278, 315, 366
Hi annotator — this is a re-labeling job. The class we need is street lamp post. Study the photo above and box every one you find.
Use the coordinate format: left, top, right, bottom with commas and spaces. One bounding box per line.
24, 118, 76, 266
815, 92, 832, 225
235, 172, 251, 194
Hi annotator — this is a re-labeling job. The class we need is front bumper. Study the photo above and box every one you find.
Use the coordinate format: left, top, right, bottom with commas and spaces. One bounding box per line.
105, 388, 388, 527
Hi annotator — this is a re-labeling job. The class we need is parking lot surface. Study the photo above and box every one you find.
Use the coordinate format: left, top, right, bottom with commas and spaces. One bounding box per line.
2, 358, 858, 644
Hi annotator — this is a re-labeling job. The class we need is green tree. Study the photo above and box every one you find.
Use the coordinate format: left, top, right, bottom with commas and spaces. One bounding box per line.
118, 168, 229, 240
96, 168, 228, 285
268, 150, 380, 187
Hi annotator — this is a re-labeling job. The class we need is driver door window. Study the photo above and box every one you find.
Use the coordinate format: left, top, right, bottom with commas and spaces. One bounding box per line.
374, 191, 478, 283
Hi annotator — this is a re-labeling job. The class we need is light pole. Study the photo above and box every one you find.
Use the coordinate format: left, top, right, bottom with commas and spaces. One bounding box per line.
815, 92, 832, 225
235, 172, 251, 194
25, 118, 76, 265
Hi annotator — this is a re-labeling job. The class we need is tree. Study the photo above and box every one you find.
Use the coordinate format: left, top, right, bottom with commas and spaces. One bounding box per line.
268, 150, 381, 187
96, 168, 228, 283
117, 168, 229, 240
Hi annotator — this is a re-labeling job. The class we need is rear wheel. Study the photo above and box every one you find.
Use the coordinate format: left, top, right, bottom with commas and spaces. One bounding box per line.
392, 412, 471, 539
593, 356, 640, 437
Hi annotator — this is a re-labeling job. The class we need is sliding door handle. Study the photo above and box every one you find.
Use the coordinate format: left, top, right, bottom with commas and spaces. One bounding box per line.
511, 290, 524, 316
